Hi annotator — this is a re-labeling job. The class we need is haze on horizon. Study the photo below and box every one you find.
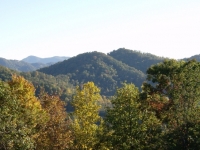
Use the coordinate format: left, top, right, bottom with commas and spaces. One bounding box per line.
0, 0, 200, 60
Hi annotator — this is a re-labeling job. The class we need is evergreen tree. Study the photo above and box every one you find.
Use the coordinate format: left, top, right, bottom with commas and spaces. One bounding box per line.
142, 59, 200, 149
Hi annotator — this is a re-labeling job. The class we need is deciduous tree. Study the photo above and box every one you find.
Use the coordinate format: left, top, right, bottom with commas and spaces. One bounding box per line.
0, 75, 48, 149
105, 83, 161, 150
71, 82, 102, 149
36, 92, 73, 150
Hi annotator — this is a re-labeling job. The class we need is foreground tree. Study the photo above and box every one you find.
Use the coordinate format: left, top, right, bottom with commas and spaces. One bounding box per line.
71, 82, 102, 149
141, 59, 200, 149
0, 75, 48, 149
105, 83, 161, 150
36, 92, 73, 150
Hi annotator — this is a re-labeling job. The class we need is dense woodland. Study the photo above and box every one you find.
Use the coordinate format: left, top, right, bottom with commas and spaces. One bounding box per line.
1, 49, 200, 149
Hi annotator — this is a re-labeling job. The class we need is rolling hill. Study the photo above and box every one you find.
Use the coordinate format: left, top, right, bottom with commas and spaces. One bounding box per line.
0, 56, 70, 72
0, 57, 38, 72
38, 51, 146, 96
108, 48, 165, 73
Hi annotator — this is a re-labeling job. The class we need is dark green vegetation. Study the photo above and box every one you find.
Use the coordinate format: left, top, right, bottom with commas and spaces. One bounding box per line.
139, 59, 200, 149
38, 51, 146, 96
0, 65, 17, 80
108, 48, 165, 73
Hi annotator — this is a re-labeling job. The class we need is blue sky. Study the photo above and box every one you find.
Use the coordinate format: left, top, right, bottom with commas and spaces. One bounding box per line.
1, 0, 200, 60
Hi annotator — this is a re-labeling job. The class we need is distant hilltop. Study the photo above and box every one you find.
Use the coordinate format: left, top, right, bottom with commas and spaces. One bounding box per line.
21, 56, 70, 64
0, 56, 70, 72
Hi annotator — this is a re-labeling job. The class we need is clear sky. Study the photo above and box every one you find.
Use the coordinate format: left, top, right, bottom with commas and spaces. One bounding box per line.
1, 0, 200, 60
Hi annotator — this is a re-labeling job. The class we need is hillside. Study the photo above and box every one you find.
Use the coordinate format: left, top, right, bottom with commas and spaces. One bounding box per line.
0, 57, 37, 72
0, 65, 75, 102
108, 48, 165, 73
22, 55, 70, 64
0, 57, 51, 72
38, 51, 146, 96
0, 65, 19, 81
0, 55, 70, 72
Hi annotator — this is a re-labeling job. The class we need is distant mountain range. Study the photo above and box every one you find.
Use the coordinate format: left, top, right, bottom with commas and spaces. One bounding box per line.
0, 56, 70, 72
22, 55, 70, 64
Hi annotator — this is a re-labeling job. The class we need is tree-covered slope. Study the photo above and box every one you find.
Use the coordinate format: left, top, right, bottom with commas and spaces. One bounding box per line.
0, 57, 53, 72
0, 57, 38, 72
38, 51, 146, 96
0, 65, 19, 81
0, 65, 75, 102
108, 48, 165, 73
0, 55, 70, 72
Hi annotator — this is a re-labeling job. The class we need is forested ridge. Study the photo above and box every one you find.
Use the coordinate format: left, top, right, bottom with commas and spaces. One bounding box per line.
0, 57, 39, 72
1, 49, 200, 149
0, 56, 69, 72
108, 48, 165, 73
38, 51, 146, 96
